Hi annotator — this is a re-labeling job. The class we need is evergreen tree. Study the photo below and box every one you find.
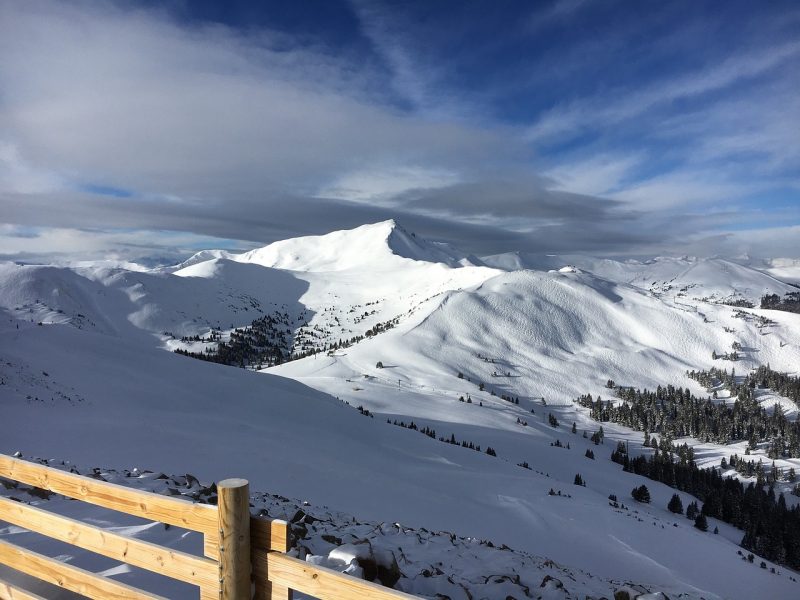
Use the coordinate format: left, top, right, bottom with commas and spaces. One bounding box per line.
668, 493, 683, 514
694, 512, 708, 532
631, 484, 651, 503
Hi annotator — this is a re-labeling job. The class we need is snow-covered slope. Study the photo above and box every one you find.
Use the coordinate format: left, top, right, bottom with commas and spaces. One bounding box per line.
157, 249, 238, 273
2, 221, 800, 599
3, 304, 799, 599
236, 220, 475, 271
751, 258, 800, 285
482, 253, 796, 304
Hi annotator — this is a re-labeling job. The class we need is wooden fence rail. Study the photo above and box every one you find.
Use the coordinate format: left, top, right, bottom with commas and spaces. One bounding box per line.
0, 454, 418, 600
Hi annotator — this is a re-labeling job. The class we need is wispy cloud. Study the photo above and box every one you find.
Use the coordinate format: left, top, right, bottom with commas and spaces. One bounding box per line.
543, 154, 642, 196
0, 224, 254, 266
0, 141, 65, 194
527, 0, 595, 33
0, 0, 797, 262
526, 41, 800, 143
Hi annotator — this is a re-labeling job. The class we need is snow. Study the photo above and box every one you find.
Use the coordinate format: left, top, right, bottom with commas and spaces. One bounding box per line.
1, 220, 800, 599
754, 258, 800, 285
157, 249, 238, 274
0, 460, 709, 600
235, 220, 474, 272
482, 253, 796, 303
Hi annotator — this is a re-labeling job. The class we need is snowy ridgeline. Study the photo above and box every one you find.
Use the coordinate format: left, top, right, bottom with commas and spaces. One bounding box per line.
2, 220, 800, 599
1, 457, 679, 600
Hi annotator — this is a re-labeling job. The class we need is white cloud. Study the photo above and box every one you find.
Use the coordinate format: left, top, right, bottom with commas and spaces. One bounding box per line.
0, 1, 796, 260
543, 154, 641, 196
0, 1, 512, 203
0, 141, 65, 194
526, 41, 800, 143
609, 172, 759, 209
684, 225, 800, 260
0, 224, 254, 265
319, 166, 461, 203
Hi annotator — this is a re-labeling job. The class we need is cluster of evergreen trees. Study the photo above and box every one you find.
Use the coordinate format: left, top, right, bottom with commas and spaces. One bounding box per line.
178, 330, 222, 343
732, 308, 777, 327
686, 365, 800, 457
688, 365, 800, 409
722, 298, 755, 308
761, 291, 800, 314
175, 308, 404, 368
631, 484, 650, 503
610, 443, 800, 568
388, 419, 436, 439
385, 419, 496, 457
577, 377, 800, 457
174, 314, 290, 368
364, 316, 400, 337
356, 405, 374, 418
723, 454, 796, 486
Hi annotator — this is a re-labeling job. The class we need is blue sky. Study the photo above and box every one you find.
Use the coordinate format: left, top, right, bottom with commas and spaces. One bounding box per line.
0, 0, 798, 262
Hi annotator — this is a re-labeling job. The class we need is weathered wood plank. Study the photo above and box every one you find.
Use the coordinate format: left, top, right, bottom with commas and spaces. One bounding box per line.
0, 539, 167, 600
260, 552, 417, 600
0, 455, 218, 541
252, 549, 291, 600
205, 515, 289, 558
217, 479, 250, 600
0, 496, 217, 590
0, 577, 48, 600
251, 519, 292, 600
251, 516, 290, 552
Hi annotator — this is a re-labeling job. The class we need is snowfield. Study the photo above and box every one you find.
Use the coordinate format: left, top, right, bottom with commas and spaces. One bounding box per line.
1, 220, 799, 598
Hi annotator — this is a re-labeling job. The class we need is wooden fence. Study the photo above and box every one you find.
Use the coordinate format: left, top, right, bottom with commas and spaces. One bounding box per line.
0, 454, 417, 600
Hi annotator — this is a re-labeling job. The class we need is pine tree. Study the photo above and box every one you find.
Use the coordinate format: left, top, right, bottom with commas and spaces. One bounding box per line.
632, 484, 650, 503
686, 501, 699, 520
574, 473, 584, 486
694, 513, 708, 532
667, 493, 683, 514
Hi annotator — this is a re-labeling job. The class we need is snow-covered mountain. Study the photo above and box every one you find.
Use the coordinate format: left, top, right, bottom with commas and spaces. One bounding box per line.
157, 248, 238, 273
236, 219, 478, 271
482, 252, 795, 304
2, 220, 800, 599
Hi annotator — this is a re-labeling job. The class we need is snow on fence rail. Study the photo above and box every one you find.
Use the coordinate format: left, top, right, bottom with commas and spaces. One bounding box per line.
0, 454, 418, 600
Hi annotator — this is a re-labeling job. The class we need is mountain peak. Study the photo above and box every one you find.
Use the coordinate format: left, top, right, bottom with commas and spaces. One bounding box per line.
235, 220, 470, 272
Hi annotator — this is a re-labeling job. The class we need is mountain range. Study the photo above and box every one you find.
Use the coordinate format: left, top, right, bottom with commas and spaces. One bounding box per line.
2, 220, 799, 599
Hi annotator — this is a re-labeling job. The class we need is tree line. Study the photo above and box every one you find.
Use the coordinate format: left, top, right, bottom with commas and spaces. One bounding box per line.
761, 292, 800, 314
609, 441, 800, 569
577, 376, 800, 457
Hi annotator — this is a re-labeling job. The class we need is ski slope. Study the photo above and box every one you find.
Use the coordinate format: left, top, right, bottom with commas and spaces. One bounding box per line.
482, 253, 796, 304
2, 220, 800, 598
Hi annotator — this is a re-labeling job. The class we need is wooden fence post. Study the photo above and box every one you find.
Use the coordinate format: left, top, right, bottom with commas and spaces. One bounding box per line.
218, 478, 251, 600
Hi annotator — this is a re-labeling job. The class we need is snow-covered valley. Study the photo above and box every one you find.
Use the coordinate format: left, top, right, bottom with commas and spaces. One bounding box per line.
2, 220, 800, 599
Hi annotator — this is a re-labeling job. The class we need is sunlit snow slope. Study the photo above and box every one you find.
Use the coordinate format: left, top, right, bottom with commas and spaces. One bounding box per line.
2, 220, 800, 599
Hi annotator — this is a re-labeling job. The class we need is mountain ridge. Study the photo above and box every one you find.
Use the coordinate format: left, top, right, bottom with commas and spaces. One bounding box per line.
2, 221, 800, 599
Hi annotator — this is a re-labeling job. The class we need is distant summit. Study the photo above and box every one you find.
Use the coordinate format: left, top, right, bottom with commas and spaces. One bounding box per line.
159, 249, 237, 273
235, 220, 475, 272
